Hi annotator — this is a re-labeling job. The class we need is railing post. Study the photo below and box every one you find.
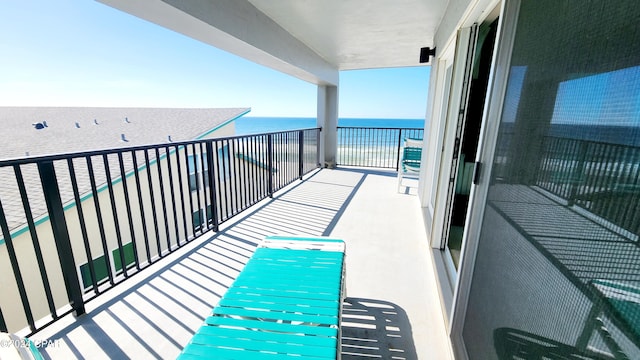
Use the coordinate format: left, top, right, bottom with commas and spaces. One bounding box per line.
568, 140, 588, 206
37, 161, 85, 316
317, 128, 322, 167
268, 134, 274, 197
396, 129, 403, 171
0, 198, 35, 331
299, 130, 304, 180
205, 141, 220, 232
0, 308, 6, 332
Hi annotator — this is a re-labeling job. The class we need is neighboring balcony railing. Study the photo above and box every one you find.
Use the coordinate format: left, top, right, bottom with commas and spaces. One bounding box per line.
336, 127, 424, 169
0, 128, 320, 335
536, 135, 640, 237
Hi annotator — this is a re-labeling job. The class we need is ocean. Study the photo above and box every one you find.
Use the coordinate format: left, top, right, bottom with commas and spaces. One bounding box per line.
500, 122, 640, 147
235, 117, 426, 135
236, 117, 640, 152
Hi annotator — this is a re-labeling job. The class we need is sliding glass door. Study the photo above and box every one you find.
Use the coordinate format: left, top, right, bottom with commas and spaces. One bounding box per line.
458, 0, 640, 358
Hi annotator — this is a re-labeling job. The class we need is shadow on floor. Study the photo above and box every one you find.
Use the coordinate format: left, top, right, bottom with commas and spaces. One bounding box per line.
341, 297, 418, 360
35, 168, 395, 359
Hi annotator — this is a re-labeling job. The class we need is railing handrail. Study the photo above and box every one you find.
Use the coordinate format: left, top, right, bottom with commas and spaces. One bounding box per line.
535, 134, 640, 238
542, 133, 640, 149
0, 127, 322, 166
336, 126, 425, 169
337, 126, 424, 131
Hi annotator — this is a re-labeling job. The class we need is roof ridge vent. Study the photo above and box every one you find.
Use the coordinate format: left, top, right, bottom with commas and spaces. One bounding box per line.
32, 121, 48, 130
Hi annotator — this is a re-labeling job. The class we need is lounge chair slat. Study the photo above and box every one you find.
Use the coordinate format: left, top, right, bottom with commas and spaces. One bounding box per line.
230, 280, 340, 294
229, 285, 339, 297
182, 343, 334, 359
212, 306, 338, 325
204, 316, 338, 337
235, 273, 340, 285
195, 325, 338, 347
189, 333, 336, 357
240, 266, 341, 276
253, 249, 344, 258
218, 298, 339, 316
247, 258, 343, 268
220, 292, 340, 310
225, 287, 339, 301
254, 248, 344, 258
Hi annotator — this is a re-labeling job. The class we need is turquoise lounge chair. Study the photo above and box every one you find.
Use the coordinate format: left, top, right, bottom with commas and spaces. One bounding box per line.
397, 138, 423, 192
577, 279, 640, 359
178, 235, 346, 359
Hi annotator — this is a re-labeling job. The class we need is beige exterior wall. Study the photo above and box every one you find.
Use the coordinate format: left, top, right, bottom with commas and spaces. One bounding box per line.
0, 153, 186, 332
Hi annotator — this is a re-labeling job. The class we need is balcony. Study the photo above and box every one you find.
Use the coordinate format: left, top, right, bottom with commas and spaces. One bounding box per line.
3, 121, 640, 359
0, 127, 450, 359
21, 166, 449, 358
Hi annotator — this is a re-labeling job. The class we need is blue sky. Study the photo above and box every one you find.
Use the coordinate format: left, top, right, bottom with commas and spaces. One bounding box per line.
0, 1, 429, 119
552, 66, 640, 126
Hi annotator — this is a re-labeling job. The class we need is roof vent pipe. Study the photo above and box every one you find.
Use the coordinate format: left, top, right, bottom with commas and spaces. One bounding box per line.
94, 119, 99, 125
32, 121, 47, 130
124, 117, 130, 123
121, 133, 128, 142
167, 135, 173, 142
75, 122, 80, 128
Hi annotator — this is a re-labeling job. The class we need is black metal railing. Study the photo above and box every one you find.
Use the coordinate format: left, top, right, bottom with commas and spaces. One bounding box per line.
336, 127, 424, 169
0, 128, 319, 335
536, 135, 640, 236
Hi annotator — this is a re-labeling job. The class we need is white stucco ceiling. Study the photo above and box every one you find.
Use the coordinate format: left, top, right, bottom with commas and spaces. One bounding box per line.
99, 0, 448, 84
248, 0, 447, 70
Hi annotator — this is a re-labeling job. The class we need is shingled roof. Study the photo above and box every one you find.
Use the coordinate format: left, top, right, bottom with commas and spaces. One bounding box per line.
0, 107, 250, 234
0, 107, 250, 160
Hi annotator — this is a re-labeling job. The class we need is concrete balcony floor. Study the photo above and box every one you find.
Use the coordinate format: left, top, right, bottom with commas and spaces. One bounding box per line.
34, 167, 452, 359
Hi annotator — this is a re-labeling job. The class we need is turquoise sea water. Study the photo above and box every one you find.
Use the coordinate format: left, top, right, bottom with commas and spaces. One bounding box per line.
235, 117, 425, 135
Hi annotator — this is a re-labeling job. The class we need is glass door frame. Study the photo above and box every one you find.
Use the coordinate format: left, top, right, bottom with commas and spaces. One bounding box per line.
449, 0, 522, 358
430, 26, 478, 257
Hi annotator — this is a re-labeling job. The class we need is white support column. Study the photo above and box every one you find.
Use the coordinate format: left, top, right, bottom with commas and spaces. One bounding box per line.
317, 85, 339, 168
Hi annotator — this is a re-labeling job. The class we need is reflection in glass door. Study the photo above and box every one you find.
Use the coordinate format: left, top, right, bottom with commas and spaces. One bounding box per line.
460, 0, 640, 358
